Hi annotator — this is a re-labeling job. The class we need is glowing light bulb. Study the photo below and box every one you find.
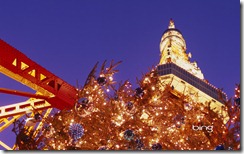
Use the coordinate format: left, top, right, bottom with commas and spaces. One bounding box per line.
117, 115, 122, 120
140, 112, 149, 119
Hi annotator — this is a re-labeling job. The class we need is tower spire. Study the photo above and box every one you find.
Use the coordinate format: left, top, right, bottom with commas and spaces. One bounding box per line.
168, 18, 175, 29
159, 19, 204, 79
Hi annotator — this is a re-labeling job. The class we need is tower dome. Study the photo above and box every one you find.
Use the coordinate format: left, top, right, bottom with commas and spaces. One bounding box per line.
159, 19, 204, 80
159, 19, 186, 53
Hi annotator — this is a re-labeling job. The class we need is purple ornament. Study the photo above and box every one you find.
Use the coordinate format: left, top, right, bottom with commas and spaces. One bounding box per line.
151, 143, 162, 150
69, 123, 84, 140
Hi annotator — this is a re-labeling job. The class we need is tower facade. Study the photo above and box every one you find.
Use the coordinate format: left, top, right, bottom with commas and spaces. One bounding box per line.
157, 19, 228, 122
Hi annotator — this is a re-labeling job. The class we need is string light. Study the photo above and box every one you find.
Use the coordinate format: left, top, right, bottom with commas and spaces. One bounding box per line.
12, 60, 239, 151
109, 76, 113, 81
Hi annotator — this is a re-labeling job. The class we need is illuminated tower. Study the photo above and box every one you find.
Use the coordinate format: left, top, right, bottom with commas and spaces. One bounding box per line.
157, 19, 228, 122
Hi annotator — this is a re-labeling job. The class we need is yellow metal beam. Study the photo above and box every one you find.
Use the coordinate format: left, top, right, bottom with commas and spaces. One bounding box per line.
33, 108, 53, 137
0, 99, 51, 119
0, 99, 52, 150
0, 115, 23, 132
0, 99, 51, 132
0, 140, 12, 150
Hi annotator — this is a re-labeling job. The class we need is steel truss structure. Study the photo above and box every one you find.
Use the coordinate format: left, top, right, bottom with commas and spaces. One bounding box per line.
0, 39, 78, 149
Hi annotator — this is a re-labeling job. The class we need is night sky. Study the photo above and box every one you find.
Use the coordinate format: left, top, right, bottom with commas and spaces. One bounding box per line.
0, 0, 240, 149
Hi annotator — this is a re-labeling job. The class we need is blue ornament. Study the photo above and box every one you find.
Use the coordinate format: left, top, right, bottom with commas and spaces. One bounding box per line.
69, 123, 84, 140
173, 114, 185, 128
126, 102, 133, 110
235, 98, 240, 106
215, 144, 225, 150
76, 97, 89, 109
43, 124, 51, 131
78, 97, 89, 104
97, 77, 107, 86
151, 143, 162, 150
34, 113, 42, 121
98, 146, 107, 150
135, 87, 144, 97
114, 95, 119, 100
135, 139, 144, 149
184, 103, 192, 111
124, 129, 134, 141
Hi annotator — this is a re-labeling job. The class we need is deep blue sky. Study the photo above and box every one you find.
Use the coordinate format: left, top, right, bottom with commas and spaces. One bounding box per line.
0, 0, 240, 149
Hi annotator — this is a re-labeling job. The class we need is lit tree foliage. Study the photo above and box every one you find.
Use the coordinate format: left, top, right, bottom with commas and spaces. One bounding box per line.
13, 61, 240, 150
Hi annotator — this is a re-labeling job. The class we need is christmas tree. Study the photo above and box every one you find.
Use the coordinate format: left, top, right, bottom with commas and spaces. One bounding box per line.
12, 61, 240, 150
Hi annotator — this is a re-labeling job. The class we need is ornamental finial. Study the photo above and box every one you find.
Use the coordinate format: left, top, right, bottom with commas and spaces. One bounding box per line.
168, 18, 175, 29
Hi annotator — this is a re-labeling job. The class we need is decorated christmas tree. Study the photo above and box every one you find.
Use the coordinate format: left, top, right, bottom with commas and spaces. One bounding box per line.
12, 61, 240, 150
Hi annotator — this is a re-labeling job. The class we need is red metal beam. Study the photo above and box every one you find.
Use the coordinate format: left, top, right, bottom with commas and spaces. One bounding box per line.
0, 88, 49, 100
0, 39, 77, 110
